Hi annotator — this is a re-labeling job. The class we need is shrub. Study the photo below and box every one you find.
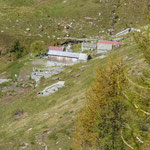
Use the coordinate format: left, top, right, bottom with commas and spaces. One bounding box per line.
30, 40, 45, 55
10, 40, 25, 60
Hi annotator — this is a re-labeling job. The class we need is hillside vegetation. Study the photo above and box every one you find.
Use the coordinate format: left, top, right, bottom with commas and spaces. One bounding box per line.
0, 0, 149, 40
0, 31, 150, 149
0, 0, 150, 149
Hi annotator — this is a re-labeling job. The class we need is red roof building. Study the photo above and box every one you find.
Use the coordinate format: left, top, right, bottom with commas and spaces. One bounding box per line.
48, 46, 63, 51
97, 40, 122, 53
98, 40, 122, 45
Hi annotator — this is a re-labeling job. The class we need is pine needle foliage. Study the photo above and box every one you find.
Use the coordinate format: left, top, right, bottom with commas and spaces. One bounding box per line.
122, 72, 150, 150
134, 26, 150, 64
73, 59, 128, 150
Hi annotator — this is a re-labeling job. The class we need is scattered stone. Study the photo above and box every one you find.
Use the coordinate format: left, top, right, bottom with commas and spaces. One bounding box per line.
38, 34, 42, 37
38, 130, 52, 140
98, 12, 101, 16
144, 25, 149, 29
128, 57, 133, 61
15, 74, 17, 78
0, 79, 11, 84
123, 56, 129, 61
39, 24, 43, 29
80, 65, 88, 69
67, 70, 72, 74
28, 128, 33, 131
66, 34, 70, 37
43, 113, 48, 116
0, 71, 6, 76
38, 81, 65, 96
44, 145, 48, 150
56, 141, 59, 144
20, 143, 28, 149
26, 28, 30, 31
80, 69, 84, 72
51, 77, 59, 81
75, 74, 80, 78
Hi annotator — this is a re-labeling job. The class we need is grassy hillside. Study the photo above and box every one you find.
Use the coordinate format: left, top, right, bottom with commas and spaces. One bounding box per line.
0, 0, 149, 57
0, 1, 150, 149
0, 33, 149, 149
0, 0, 149, 40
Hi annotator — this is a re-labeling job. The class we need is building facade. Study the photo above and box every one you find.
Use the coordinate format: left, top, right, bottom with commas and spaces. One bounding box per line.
47, 50, 89, 64
97, 40, 122, 53
81, 42, 97, 51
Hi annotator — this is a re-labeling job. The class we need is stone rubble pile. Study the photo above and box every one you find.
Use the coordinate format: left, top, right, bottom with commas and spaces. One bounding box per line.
31, 67, 64, 84
38, 81, 65, 96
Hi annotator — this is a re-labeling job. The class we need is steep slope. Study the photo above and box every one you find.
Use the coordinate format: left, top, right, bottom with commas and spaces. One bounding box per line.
0, 1, 150, 149
0, 33, 149, 149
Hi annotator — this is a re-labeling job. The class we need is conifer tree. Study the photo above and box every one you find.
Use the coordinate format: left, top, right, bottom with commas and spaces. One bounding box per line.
122, 26, 150, 150
73, 59, 128, 150
134, 26, 150, 65
122, 78, 150, 150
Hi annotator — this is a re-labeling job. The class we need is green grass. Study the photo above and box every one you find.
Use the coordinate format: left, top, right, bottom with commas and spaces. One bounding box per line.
0, 0, 149, 59
0, 1, 150, 149
0, 0, 149, 46
0, 34, 148, 149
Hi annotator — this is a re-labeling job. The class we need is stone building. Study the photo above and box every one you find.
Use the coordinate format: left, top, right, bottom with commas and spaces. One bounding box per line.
81, 42, 97, 51
47, 50, 90, 64
66, 43, 72, 52
97, 40, 122, 53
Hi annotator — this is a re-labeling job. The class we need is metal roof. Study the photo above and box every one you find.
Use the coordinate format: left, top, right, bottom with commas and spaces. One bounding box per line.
47, 50, 81, 58
48, 46, 63, 51
98, 40, 122, 45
